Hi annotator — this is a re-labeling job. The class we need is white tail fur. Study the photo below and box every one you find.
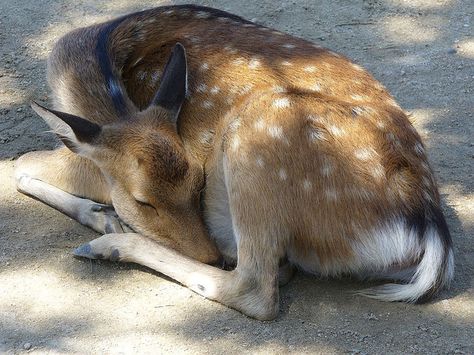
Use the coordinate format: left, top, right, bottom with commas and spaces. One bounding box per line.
359, 225, 454, 302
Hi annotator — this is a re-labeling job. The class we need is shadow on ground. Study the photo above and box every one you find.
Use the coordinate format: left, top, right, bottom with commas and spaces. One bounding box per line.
1, 0, 473, 353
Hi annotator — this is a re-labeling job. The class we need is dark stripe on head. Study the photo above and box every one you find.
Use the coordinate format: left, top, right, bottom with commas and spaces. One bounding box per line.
96, 17, 129, 118
94, 5, 254, 117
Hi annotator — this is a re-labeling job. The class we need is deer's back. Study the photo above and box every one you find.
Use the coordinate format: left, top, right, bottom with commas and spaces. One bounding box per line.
47, 5, 400, 161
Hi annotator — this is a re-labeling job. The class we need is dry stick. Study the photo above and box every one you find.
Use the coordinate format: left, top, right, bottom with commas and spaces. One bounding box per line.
335, 22, 376, 27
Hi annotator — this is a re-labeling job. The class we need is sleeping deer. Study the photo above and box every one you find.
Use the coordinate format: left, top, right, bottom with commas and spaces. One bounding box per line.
16, 5, 453, 320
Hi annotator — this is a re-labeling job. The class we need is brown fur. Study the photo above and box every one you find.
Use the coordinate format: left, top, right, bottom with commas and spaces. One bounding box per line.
16, 5, 453, 320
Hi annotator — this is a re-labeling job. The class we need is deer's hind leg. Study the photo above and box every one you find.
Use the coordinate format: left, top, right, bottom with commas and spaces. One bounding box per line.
16, 146, 110, 203
15, 147, 128, 234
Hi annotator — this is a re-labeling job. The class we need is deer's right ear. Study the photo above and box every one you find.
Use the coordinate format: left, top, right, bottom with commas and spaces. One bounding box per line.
31, 101, 101, 153
152, 43, 188, 123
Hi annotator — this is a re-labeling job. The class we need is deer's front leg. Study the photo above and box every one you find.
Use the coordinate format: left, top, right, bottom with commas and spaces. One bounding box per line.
17, 175, 132, 234
73, 231, 280, 320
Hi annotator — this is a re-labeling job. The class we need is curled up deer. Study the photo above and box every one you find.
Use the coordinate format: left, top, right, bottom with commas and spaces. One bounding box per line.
16, 5, 453, 320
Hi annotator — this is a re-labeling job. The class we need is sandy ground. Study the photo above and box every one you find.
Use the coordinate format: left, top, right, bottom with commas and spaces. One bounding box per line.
0, 0, 473, 353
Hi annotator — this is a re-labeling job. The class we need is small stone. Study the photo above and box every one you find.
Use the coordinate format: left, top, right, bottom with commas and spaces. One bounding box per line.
23, 342, 32, 350
17, 107, 22, 112
367, 313, 378, 321
447, 48, 457, 54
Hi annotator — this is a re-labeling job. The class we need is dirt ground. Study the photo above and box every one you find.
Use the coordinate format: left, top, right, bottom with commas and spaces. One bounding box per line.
0, 0, 473, 353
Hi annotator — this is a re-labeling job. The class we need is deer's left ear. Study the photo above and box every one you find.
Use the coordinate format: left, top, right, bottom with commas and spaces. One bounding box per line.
152, 43, 188, 123
31, 101, 101, 153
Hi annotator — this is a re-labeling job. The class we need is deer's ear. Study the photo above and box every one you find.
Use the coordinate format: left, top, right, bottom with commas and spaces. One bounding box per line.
152, 43, 188, 123
31, 101, 101, 153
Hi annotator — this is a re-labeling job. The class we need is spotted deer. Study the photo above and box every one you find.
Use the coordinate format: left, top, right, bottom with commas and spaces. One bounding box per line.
16, 5, 453, 320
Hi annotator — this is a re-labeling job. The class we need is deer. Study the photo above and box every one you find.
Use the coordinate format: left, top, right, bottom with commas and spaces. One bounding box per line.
15, 5, 454, 320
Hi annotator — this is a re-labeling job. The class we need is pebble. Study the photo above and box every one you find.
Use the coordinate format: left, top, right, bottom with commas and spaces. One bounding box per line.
447, 48, 457, 54
23, 342, 32, 350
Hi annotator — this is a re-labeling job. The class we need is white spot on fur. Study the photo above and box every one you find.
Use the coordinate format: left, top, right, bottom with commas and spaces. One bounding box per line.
283, 43, 296, 49
328, 125, 345, 137
210, 86, 220, 95
151, 70, 161, 84
281, 61, 293, 66
228, 119, 241, 132
371, 164, 385, 180
238, 84, 253, 95
217, 17, 231, 22
309, 83, 322, 92
268, 125, 284, 140
163, 10, 175, 15
272, 97, 290, 108
307, 114, 324, 124
351, 94, 367, 101
272, 85, 286, 93
278, 168, 288, 181
325, 188, 338, 201
303, 179, 312, 191
355, 148, 377, 161
321, 160, 334, 177
273, 31, 284, 36
137, 71, 147, 80
232, 57, 246, 65
352, 106, 365, 116
256, 156, 265, 168
243, 23, 256, 28
351, 63, 364, 71
202, 100, 214, 109
248, 58, 261, 69
224, 46, 238, 54
254, 118, 265, 131
330, 51, 341, 58
308, 128, 326, 142
304, 66, 317, 73
376, 121, 386, 129
200, 63, 209, 71
196, 83, 208, 93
